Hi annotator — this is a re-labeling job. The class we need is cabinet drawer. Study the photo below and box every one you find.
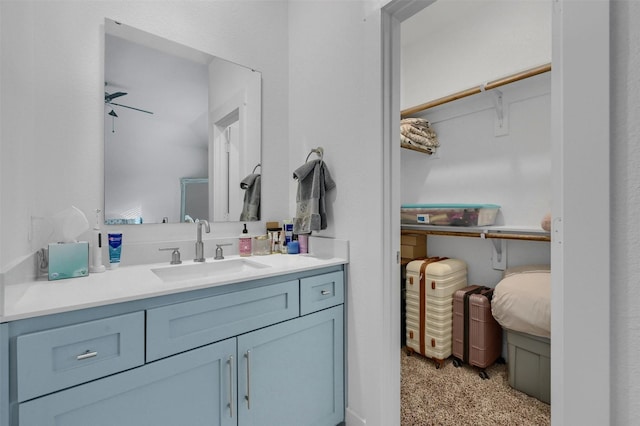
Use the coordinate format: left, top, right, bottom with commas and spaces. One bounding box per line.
146, 280, 299, 361
16, 312, 145, 402
300, 271, 344, 315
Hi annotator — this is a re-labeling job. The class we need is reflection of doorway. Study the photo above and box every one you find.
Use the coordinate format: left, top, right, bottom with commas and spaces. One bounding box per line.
210, 90, 245, 222
180, 177, 208, 222
212, 120, 241, 221
211, 108, 242, 221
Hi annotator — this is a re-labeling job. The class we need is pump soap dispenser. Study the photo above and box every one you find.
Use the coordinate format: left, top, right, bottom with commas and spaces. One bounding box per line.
89, 209, 106, 273
239, 223, 252, 257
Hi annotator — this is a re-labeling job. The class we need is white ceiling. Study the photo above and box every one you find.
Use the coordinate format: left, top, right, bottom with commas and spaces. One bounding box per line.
401, 1, 502, 47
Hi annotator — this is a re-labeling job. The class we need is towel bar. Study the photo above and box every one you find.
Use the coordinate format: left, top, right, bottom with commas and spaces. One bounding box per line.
305, 147, 324, 162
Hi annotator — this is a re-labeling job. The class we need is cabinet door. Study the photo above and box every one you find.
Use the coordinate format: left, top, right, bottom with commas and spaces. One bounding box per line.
19, 338, 237, 426
237, 305, 344, 426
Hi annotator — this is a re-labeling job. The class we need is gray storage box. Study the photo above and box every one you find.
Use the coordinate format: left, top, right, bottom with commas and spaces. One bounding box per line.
507, 330, 550, 404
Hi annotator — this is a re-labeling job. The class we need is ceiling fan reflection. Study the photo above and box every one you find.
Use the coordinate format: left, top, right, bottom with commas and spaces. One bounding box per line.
104, 91, 154, 115
104, 90, 154, 133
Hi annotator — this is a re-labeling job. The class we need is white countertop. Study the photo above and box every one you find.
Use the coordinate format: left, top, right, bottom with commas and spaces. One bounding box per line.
1, 237, 348, 322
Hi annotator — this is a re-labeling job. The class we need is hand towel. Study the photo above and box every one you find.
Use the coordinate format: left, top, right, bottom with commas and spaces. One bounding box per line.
240, 174, 261, 221
240, 173, 260, 190
293, 159, 336, 234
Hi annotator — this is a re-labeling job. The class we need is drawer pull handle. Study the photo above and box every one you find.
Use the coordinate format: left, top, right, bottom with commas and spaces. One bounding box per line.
321, 290, 331, 296
76, 350, 98, 361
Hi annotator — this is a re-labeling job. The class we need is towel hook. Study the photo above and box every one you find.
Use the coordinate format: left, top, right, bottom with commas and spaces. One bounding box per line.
252, 163, 261, 173
305, 147, 324, 162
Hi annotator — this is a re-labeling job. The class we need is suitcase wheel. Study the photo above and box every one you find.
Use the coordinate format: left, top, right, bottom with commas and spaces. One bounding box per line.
479, 370, 489, 380
452, 358, 462, 368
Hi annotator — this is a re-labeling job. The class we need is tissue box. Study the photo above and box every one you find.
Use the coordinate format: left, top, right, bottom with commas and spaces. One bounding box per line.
48, 242, 89, 281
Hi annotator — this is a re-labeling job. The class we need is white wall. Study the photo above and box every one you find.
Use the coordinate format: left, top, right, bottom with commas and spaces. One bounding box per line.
0, 0, 290, 270
288, 2, 387, 423
611, 1, 640, 423
401, 0, 551, 110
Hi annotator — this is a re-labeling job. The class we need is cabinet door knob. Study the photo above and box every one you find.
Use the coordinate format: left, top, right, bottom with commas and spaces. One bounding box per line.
76, 350, 98, 360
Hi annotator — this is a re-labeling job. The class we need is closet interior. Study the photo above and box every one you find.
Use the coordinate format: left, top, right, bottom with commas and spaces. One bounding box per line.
399, 1, 552, 423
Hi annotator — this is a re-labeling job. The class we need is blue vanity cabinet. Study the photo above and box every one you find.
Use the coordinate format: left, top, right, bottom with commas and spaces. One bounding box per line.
237, 305, 344, 426
3, 266, 345, 426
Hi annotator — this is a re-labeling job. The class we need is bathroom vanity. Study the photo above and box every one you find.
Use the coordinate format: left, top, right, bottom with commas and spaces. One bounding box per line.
0, 248, 347, 426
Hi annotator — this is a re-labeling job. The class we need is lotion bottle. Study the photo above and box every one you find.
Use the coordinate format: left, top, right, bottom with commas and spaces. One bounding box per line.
239, 223, 252, 256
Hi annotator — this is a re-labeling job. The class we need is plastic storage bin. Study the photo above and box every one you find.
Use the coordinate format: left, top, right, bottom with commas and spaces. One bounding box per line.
507, 330, 550, 404
401, 204, 500, 226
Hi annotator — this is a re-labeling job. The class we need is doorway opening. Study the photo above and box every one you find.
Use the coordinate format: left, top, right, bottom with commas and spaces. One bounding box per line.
382, 0, 610, 424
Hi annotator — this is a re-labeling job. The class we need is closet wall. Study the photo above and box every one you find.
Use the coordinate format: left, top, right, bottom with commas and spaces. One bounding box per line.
401, 2, 552, 285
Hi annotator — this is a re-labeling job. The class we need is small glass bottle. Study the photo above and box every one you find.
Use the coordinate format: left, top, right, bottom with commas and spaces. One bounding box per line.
239, 223, 252, 256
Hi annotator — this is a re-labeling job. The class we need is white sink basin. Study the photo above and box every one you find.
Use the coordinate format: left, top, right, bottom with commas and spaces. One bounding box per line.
152, 258, 270, 282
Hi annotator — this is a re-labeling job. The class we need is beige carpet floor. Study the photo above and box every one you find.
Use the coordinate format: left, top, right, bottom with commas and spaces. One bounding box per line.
401, 349, 550, 425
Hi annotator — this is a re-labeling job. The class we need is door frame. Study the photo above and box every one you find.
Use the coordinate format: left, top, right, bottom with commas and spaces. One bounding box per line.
380, 1, 610, 424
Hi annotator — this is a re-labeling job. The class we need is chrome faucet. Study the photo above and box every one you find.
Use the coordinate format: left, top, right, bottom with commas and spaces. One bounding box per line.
194, 220, 210, 262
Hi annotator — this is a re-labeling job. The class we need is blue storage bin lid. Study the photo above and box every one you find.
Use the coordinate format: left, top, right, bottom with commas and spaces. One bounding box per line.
401, 203, 501, 209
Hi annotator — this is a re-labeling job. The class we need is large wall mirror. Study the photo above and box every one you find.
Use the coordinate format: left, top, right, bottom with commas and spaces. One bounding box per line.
104, 18, 262, 225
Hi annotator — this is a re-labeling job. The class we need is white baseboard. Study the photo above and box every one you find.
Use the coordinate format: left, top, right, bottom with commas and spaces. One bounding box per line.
345, 407, 366, 426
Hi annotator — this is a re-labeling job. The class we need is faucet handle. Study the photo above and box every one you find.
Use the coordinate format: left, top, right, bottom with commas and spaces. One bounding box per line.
159, 247, 182, 265
214, 243, 232, 260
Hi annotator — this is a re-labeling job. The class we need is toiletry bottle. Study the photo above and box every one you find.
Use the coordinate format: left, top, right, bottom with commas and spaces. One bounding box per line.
108, 232, 123, 268
298, 234, 309, 254
273, 231, 281, 254
288, 238, 300, 254
280, 231, 288, 254
89, 209, 106, 273
267, 226, 280, 253
283, 219, 294, 246
239, 223, 252, 256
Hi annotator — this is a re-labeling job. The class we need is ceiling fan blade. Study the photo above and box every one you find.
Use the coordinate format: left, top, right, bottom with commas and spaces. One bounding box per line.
110, 102, 154, 115
105, 91, 128, 102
